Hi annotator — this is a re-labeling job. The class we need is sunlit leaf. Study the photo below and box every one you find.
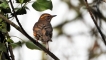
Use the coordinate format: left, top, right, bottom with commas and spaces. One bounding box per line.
32, 0, 53, 11
0, 2, 9, 9
25, 41, 41, 50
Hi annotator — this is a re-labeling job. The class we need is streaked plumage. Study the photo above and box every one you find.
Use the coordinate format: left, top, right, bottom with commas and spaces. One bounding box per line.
33, 13, 56, 50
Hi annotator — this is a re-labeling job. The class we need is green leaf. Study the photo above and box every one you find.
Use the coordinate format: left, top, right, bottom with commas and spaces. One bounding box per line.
0, 1, 11, 13
0, 43, 6, 52
19, 0, 24, 3
1, 8, 11, 13
32, 0, 53, 11
7, 38, 14, 43
16, 7, 27, 15
11, 41, 23, 48
10, 43, 18, 49
0, 18, 2, 22
12, 7, 27, 15
11, 43, 18, 49
0, 19, 10, 33
16, 0, 31, 3
15, 41, 23, 47
0, 21, 7, 33
25, 41, 41, 50
37, 0, 47, 2
0, 2, 9, 9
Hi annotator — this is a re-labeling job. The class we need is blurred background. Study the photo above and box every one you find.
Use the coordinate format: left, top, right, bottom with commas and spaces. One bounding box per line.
9, 0, 106, 60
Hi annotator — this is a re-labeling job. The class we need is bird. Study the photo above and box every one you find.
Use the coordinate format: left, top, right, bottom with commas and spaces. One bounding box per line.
33, 13, 56, 50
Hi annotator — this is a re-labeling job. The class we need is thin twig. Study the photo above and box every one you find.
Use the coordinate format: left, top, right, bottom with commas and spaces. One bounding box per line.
84, 0, 106, 45
8, 43, 15, 60
5, 44, 11, 60
6, 33, 15, 60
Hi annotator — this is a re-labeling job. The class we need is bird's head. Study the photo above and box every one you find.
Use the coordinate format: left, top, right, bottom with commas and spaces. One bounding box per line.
39, 13, 57, 22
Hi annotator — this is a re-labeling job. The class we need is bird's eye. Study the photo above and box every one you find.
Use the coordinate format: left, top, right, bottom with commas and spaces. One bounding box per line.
47, 16, 50, 17
46, 16, 50, 19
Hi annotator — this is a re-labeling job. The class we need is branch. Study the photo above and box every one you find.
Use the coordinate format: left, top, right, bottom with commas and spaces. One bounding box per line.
8, 43, 15, 60
6, 33, 15, 60
0, 14, 59, 60
84, 0, 106, 45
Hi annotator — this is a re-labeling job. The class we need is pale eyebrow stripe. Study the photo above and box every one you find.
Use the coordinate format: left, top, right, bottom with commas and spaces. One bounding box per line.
40, 14, 49, 19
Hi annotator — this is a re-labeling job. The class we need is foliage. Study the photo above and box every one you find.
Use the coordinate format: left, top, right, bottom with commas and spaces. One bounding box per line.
25, 41, 41, 50
32, 0, 53, 11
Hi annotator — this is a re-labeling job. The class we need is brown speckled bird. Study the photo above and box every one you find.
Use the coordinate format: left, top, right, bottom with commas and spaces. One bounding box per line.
33, 13, 56, 50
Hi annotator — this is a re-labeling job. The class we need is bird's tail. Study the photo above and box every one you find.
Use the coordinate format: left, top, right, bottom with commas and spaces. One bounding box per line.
42, 35, 52, 50
45, 42, 49, 50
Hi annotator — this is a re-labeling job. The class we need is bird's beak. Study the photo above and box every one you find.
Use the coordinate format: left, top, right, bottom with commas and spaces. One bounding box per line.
52, 15, 57, 17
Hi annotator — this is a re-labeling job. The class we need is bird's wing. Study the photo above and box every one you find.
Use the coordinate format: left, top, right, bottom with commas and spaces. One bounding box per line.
33, 22, 43, 40
41, 23, 53, 42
